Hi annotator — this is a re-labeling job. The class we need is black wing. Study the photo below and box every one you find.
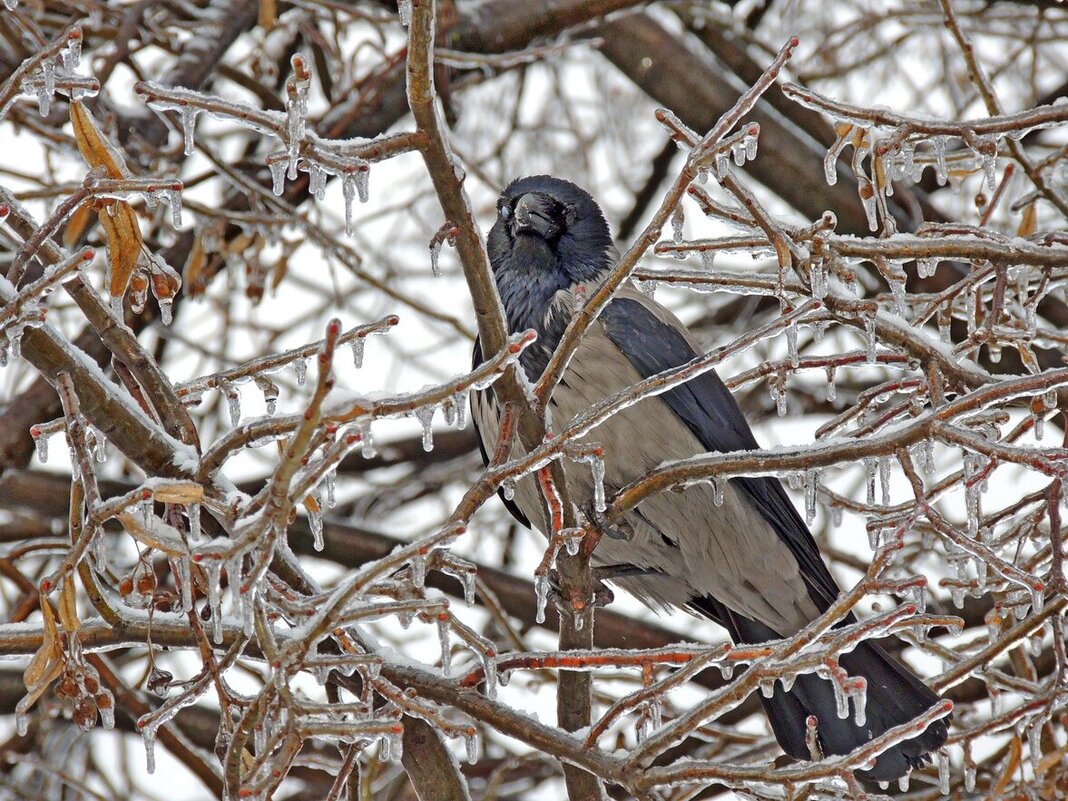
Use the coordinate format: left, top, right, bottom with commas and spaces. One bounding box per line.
599, 297, 841, 610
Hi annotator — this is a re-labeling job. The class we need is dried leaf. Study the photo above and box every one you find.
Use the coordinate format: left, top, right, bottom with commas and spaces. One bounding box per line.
183, 230, 208, 297
271, 254, 289, 290
69, 100, 127, 180
303, 494, 322, 515
97, 199, 143, 298
1018, 202, 1037, 237
63, 202, 93, 249
258, 0, 277, 30
58, 576, 79, 634
23, 598, 63, 695
151, 480, 204, 504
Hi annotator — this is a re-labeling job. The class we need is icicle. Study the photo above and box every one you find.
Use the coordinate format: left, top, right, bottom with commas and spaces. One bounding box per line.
142, 719, 159, 773
918, 258, 936, 279
32, 429, 48, 463
832, 506, 843, 527
852, 677, 867, 727
414, 405, 435, 451
825, 365, 837, 402
459, 570, 476, 605
864, 457, 877, 506
710, 476, 724, 507
409, 552, 426, 588
715, 151, 729, 180
464, 729, 478, 764
204, 559, 223, 644
590, 456, 606, 513
670, 205, 685, 244
482, 652, 497, 700
269, 159, 287, 196
745, 131, 758, 161
879, 456, 891, 505
159, 298, 173, 326
864, 313, 877, 362
355, 167, 369, 203
347, 337, 365, 371
398, 0, 412, 26
426, 239, 446, 282
36, 64, 53, 115
188, 502, 201, 543
700, 249, 716, 270
325, 468, 336, 508
294, 357, 307, 386
177, 556, 192, 613
1028, 723, 1042, 775
831, 677, 848, 719
309, 499, 324, 551
163, 189, 182, 229
341, 171, 357, 235
180, 107, 197, 156
932, 137, 948, 185
94, 430, 107, 462
452, 393, 467, 428
720, 660, 734, 680
308, 161, 328, 201
534, 573, 549, 624
936, 748, 950, 794
225, 386, 241, 427
359, 420, 376, 458
963, 741, 976, 792
437, 616, 451, 675
804, 469, 818, 524
760, 679, 776, 698
811, 260, 826, 299
786, 324, 799, 367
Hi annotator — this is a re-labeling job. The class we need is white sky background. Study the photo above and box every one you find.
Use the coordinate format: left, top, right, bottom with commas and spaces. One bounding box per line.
1, 0, 1067, 797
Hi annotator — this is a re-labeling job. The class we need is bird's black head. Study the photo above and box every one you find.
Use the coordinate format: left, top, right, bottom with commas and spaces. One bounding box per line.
487, 176, 614, 338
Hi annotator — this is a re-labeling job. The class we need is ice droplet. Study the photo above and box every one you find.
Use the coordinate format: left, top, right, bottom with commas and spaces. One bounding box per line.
825, 365, 837, 402
309, 499, 324, 551
804, 469, 819, 524
534, 573, 549, 624
269, 159, 286, 196
325, 468, 336, 508
502, 478, 516, 501
864, 314, 877, 363
308, 161, 327, 200
879, 456, 891, 505
590, 456, 606, 513
852, 677, 867, 726
937, 748, 950, 793
464, 729, 479, 764
452, 393, 467, 428
409, 552, 426, 588
932, 137, 948, 186
33, 430, 48, 463
414, 405, 435, 451
437, 616, 451, 675
164, 189, 182, 229
864, 457, 877, 506
159, 298, 173, 326
671, 205, 684, 244
225, 386, 241, 427
180, 107, 197, 156
294, 357, 307, 386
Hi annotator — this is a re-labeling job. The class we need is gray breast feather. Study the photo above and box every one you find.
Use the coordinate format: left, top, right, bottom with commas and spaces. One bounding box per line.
472, 308, 820, 636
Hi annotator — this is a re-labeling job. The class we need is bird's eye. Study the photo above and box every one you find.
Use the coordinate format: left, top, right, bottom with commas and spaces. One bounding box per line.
498, 202, 512, 221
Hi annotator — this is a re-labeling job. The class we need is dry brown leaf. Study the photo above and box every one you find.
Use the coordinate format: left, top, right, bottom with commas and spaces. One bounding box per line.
303, 494, 322, 514
69, 100, 127, 180
58, 576, 79, 634
98, 199, 143, 298
183, 230, 208, 297
63, 202, 93, 249
1018, 202, 1038, 238
271, 254, 289, 290
23, 598, 63, 695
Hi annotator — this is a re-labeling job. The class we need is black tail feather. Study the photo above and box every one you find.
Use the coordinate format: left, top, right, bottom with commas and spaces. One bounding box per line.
691, 597, 949, 781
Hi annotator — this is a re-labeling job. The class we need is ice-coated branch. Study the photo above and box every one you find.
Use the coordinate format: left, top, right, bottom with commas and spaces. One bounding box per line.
534, 36, 801, 408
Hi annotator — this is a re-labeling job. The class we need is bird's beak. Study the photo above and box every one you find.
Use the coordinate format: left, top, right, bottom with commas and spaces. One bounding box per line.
513, 193, 559, 239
